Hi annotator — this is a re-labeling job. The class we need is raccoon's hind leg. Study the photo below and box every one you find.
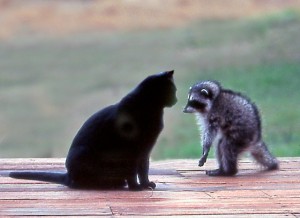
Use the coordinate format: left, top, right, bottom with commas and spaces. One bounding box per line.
250, 141, 279, 170
206, 139, 238, 176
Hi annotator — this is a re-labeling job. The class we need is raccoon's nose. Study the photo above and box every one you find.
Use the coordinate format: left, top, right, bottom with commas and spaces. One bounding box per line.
183, 105, 191, 113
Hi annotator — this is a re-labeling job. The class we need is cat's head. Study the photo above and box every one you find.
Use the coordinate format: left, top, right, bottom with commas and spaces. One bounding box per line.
138, 70, 177, 107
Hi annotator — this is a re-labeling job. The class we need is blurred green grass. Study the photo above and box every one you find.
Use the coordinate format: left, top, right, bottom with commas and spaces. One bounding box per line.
0, 10, 299, 159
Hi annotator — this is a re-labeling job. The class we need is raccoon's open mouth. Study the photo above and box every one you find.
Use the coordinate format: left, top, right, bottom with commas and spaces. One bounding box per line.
183, 99, 207, 113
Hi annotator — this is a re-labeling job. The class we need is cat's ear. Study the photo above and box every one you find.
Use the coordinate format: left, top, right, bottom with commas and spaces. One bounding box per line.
163, 70, 174, 78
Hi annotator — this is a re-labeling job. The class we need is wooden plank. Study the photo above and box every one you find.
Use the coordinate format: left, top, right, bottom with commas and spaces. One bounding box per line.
0, 190, 211, 201
0, 197, 111, 216
0, 158, 299, 216
1, 203, 111, 216
110, 197, 299, 215
115, 215, 296, 218
263, 189, 300, 198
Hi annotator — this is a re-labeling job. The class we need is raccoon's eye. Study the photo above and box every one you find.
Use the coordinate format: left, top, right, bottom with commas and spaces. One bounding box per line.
200, 89, 210, 97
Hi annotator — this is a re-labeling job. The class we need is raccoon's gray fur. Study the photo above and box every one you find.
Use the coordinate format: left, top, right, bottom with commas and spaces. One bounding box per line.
183, 80, 279, 176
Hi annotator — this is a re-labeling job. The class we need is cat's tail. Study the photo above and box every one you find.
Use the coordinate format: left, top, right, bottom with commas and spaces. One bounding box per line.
9, 171, 69, 186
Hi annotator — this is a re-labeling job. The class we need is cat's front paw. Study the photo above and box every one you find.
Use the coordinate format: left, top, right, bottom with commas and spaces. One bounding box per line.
141, 181, 156, 190
128, 184, 143, 191
147, 181, 156, 189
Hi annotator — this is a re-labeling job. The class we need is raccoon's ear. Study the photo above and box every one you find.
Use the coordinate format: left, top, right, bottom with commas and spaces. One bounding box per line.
200, 89, 210, 98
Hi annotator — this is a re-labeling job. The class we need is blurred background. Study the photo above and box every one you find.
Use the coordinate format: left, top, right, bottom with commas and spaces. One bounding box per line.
0, 0, 299, 159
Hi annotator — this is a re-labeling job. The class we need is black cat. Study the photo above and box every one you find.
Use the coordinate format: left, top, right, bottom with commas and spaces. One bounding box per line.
10, 70, 177, 190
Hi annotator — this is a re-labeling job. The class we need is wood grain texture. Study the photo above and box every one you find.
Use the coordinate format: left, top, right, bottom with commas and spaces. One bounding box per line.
0, 158, 299, 217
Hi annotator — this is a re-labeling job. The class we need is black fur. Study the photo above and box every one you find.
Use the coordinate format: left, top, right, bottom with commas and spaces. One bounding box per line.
10, 70, 177, 190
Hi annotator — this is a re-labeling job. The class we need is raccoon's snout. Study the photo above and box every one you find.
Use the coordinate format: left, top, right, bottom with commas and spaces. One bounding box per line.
183, 105, 191, 113
189, 99, 206, 109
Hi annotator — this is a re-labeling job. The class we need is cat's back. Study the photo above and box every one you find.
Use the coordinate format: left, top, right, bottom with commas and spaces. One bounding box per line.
70, 104, 118, 147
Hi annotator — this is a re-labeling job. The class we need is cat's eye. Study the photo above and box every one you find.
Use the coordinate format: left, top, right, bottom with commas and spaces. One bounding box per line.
200, 89, 209, 97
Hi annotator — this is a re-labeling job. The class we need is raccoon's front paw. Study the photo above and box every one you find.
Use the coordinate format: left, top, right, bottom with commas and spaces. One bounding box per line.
198, 157, 207, 167
206, 169, 223, 176
267, 161, 279, 171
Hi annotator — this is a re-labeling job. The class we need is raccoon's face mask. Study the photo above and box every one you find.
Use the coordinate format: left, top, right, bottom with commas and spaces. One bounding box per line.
183, 89, 210, 113
183, 81, 219, 114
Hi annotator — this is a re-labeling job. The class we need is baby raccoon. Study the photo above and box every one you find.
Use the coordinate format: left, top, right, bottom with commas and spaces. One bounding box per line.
183, 80, 279, 176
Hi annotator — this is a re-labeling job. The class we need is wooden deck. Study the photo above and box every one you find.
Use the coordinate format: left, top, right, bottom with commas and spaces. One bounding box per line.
0, 158, 299, 217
